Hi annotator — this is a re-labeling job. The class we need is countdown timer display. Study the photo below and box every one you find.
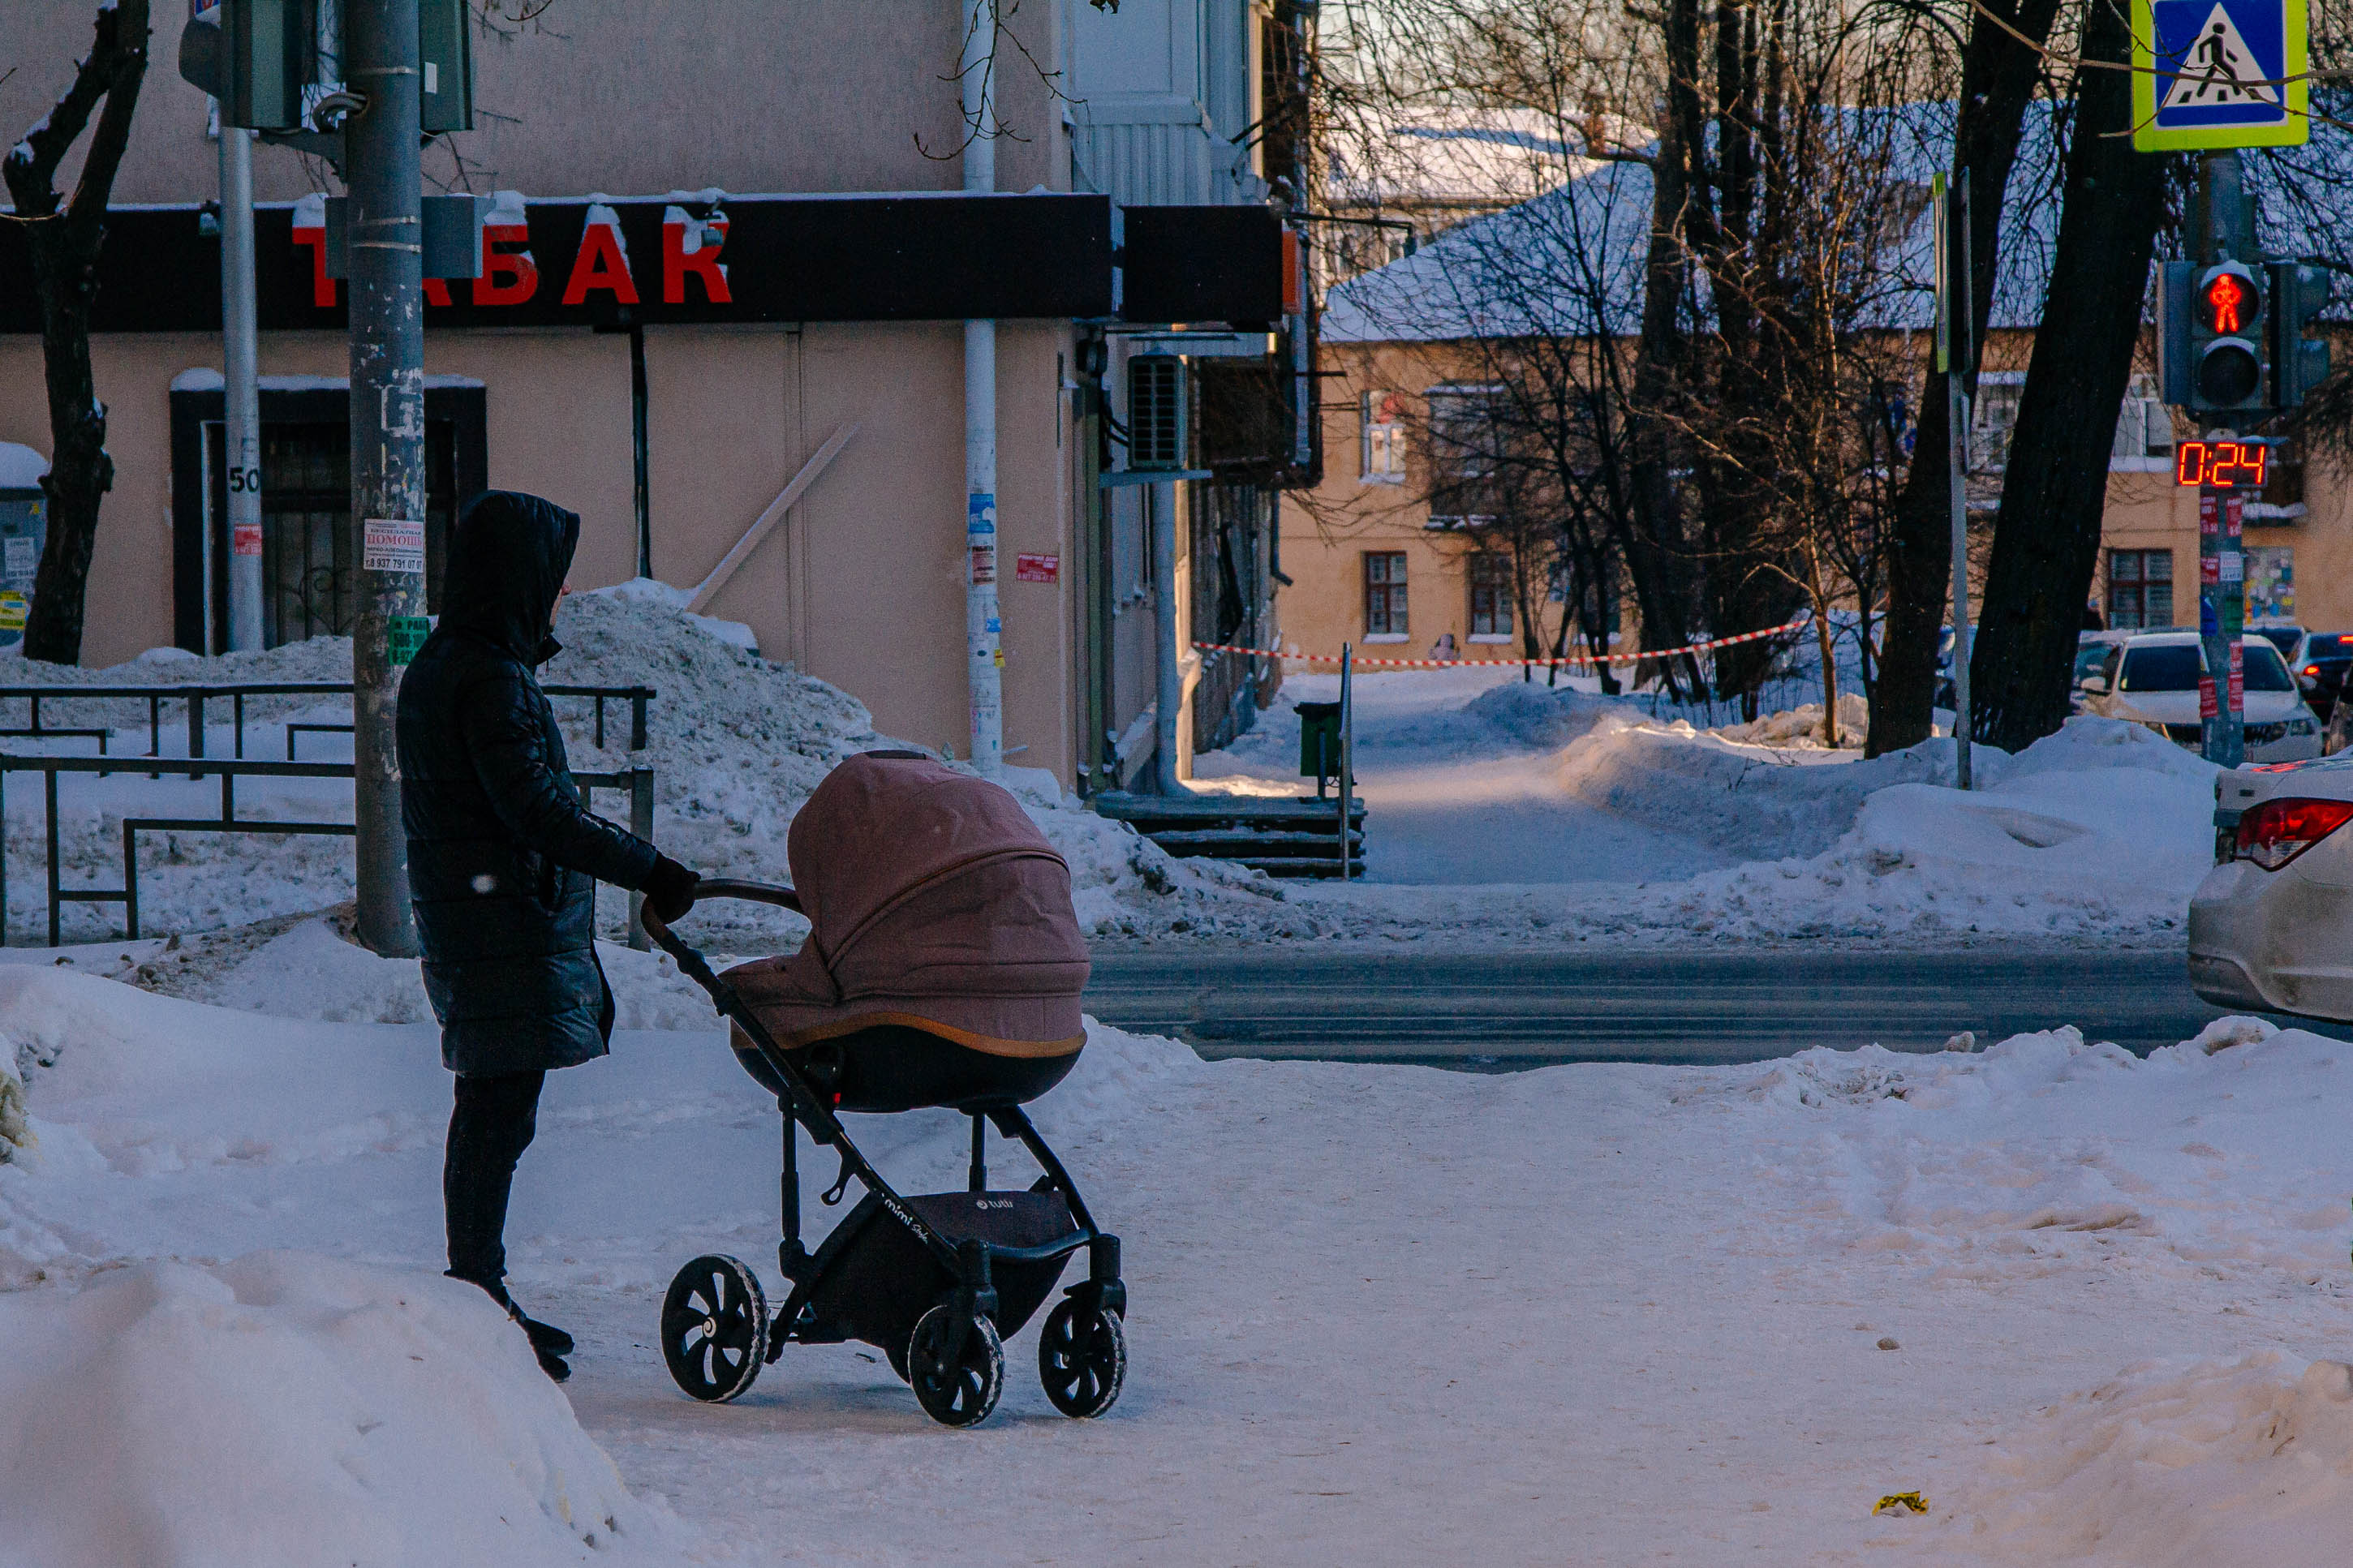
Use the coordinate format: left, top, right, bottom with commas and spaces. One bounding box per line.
2174, 440, 2270, 487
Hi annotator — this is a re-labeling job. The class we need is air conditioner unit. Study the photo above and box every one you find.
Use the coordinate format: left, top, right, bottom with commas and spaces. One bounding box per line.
1128, 355, 1189, 471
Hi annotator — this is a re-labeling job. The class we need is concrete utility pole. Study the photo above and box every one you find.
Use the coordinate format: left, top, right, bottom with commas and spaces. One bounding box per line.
961, 0, 1004, 775
220, 123, 265, 653
345, 0, 428, 955
2197, 150, 2249, 770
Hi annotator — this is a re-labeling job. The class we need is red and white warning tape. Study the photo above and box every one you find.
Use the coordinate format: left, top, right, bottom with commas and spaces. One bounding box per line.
1192, 618, 1809, 671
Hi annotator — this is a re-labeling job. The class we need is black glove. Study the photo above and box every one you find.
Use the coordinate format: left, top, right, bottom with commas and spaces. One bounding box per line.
643, 856, 700, 925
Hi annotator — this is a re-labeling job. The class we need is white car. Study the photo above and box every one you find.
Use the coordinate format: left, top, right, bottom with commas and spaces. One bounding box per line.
2087, 631, 2323, 763
2190, 758, 2353, 1018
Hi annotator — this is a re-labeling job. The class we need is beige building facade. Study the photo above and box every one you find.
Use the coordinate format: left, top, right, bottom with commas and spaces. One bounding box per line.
1284, 318, 2353, 668
2, 1, 1311, 791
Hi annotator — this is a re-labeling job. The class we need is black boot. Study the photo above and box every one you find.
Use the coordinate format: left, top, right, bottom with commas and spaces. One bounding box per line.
450, 1273, 574, 1379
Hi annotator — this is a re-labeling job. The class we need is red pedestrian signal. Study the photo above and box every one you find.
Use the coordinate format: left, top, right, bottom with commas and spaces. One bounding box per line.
2204, 271, 2248, 333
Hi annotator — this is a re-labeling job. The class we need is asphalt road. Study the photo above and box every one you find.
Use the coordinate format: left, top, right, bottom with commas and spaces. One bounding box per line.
1080, 947, 2345, 1069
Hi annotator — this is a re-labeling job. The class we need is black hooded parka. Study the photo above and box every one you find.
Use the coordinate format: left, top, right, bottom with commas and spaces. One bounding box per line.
397, 492, 661, 1073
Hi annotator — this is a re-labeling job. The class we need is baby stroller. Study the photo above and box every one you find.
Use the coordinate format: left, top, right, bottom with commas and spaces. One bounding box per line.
642, 751, 1126, 1428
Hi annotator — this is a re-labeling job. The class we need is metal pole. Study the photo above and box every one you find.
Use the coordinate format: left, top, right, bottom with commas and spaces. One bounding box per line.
1935, 170, 1974, 790
1338, 643, 1354, 879
630, 319, 651, 580
221, 126, 265, 654
2197, 152, 2248, 771
346, 0, 427, 956
961, 0, 1004, 775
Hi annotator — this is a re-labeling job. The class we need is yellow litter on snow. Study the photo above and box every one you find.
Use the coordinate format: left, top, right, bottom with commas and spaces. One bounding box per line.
1873, 1492, 1929, 1516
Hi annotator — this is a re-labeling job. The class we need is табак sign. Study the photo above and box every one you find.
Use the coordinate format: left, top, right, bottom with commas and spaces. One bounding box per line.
2134, 0, 2308, 150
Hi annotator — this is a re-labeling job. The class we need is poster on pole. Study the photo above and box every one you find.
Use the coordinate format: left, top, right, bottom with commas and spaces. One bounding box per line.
2134, 0, 2308, 149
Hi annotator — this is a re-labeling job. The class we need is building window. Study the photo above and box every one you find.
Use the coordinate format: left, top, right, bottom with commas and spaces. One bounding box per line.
1424, 384, 1503, 525
1971, 374, 2024, 474
1361, 390, 1405, 483
1469, 552, 1513, 637
2107, 548, 2173, 630
2110, 374, 2174, 471
1365, 552, 1409, 637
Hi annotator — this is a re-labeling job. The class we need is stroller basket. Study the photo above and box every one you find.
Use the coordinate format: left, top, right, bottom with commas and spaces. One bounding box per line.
642, 751, 1128, 1428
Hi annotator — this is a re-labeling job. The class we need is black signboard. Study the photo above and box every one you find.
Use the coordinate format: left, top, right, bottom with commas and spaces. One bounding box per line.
1, 193, 1284, 333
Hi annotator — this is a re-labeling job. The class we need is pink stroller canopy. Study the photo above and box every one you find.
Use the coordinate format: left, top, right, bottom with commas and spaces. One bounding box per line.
721, 754, 1090, 1057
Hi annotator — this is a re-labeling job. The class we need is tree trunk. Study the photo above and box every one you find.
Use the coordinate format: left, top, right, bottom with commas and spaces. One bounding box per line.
22, 229, 114, 667
1624, 0, 1704, 695
1866, 0, 2063, 755
2, 0, 152, 668
1967, 0, 2173, 752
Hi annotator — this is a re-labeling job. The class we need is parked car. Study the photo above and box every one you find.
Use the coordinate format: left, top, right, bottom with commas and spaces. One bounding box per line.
2085, 630, 2323, 763
2292, 630, 2353, 729
2190, 758, 2353, 1019
2071, 631, 2128, 713
2252, 623, 2307, 659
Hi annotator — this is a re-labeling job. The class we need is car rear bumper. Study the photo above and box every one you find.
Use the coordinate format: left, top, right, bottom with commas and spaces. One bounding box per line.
2190, 856, 2353, 1020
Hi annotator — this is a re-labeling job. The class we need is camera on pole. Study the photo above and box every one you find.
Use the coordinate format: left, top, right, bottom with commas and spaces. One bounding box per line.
180, 0, 471, 136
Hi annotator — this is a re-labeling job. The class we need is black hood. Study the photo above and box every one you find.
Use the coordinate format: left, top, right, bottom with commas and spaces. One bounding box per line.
440, 491, 579, 664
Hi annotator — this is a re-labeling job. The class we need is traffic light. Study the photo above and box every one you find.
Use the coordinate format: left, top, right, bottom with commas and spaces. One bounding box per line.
2189, 260, 2269, 412
2269, 260, 2333, 408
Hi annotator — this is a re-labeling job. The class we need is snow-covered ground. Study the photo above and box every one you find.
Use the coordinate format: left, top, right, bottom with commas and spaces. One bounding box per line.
0, 604, 2220, 952
1191, 666, 2215, 945
2, 948, 2351, 1563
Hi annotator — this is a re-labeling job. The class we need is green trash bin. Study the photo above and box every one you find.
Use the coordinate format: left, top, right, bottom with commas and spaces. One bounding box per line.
1297, 700, 1342, 795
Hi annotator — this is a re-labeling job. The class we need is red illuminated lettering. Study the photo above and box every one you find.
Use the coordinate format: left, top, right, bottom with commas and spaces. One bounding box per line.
475, 225, 537, 307
562, 221, 639, 305
662, 217, 730, 304
290, 226, 337, 307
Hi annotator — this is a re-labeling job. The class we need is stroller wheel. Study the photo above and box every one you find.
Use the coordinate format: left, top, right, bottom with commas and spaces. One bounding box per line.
660, 1255, 768, 1403
907, 1306, 1004, 1428
1038, 1296, 1126, 1419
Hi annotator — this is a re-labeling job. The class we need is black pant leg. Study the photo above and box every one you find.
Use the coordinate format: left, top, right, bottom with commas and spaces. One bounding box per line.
443, 1068, 547, 1287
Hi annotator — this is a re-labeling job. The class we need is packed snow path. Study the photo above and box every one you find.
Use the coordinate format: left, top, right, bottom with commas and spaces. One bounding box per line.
6, 958, 2353, 1562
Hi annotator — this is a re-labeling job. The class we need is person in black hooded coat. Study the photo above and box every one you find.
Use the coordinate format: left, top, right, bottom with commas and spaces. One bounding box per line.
398, 490, 699, 1380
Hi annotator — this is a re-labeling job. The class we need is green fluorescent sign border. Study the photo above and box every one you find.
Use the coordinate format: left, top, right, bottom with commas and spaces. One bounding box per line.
2132, 0, 2309, 151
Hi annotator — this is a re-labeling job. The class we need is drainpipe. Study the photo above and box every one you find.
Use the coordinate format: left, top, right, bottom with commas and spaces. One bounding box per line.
221, 125, 264, 652
961, 0, 1004, 775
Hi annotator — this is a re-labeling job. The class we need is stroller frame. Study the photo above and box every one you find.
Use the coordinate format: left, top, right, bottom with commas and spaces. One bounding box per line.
646, 880, 1125, 1423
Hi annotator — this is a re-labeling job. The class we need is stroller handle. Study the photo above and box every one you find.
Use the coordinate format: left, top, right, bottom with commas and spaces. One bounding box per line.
639, 877, 802, 950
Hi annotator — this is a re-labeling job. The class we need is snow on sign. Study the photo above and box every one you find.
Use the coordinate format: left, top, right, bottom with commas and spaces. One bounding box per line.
2133, 0, 2308, 150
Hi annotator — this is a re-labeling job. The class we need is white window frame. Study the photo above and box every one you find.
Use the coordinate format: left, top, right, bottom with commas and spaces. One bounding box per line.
1361, 389, 1406, 484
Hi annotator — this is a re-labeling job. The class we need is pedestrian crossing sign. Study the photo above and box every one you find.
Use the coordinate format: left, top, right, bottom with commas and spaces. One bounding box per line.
2134, 0, 2308, 149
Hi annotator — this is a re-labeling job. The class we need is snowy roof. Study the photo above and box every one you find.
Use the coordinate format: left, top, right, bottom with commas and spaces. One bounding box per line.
1324, 103, 2067, 346
1322, 107, 1631, 210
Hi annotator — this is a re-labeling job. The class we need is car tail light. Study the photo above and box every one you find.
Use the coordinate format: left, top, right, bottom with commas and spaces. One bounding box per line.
2234, 797, 2353, 870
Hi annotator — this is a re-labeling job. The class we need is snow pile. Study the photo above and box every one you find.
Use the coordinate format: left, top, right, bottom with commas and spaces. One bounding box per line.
1551, 709, 1951, 865
1706, 691, 1870, 749
0, 1253, 679, 1567
1689, 1019, 2353, 1276
1655, 716, 2215, 939
0, 592, 1292, 947
1959, 1354, 2353, 1566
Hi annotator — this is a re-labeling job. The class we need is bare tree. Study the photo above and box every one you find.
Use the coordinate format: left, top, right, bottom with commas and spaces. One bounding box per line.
2, 0, 151, 667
